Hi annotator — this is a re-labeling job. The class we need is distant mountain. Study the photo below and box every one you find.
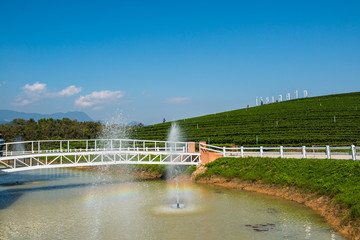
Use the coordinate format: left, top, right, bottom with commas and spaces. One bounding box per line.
97, 120, 145, 127
0, 110, 93, 123
127, 121, 141, 126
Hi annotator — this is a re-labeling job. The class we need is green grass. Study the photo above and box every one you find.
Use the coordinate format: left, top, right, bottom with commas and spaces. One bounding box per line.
131, 92, 360, 146
184, 165, 197, 176
123, 164, 166, 175
197, 157, 360, 220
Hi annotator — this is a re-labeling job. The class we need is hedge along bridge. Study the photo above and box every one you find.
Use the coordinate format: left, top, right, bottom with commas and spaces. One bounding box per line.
0, 139, 201, 173
200, 142, 360, 163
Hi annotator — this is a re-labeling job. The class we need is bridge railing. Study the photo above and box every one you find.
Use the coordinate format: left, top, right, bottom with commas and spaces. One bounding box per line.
0, 139, 190, 157
200, 143, 359, 160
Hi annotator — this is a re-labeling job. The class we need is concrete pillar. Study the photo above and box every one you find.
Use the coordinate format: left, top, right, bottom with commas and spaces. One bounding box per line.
188, 142, 196, 153
199, 141, 222, 164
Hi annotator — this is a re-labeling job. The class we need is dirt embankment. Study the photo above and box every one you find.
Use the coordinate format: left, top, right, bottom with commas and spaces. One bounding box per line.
192, 166, 360, 240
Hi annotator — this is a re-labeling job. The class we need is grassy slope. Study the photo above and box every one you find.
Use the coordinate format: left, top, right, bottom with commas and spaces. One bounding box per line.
198, 157, 360, 220
132, 92, 360, 146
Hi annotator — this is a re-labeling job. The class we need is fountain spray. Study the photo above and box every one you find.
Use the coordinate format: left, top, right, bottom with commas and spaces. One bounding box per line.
167, 123, 184, 209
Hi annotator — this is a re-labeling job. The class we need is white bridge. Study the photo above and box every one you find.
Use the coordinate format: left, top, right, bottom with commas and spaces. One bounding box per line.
0, 139, 201, 173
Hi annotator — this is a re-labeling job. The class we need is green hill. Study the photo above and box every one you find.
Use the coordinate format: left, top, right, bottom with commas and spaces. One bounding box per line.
131, 92, 360, 146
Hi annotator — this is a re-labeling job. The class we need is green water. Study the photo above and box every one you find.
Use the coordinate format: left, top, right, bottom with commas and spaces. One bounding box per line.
0, 168, 346, 240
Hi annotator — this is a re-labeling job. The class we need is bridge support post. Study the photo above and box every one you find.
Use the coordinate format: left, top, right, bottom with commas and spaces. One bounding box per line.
200, 142, 223, 164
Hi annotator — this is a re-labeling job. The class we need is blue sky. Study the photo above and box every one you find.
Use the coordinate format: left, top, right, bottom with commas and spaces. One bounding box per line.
1, 0, 359, 124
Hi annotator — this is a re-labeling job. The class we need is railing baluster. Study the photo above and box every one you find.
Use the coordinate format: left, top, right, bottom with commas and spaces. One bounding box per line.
302, 146, 306, 158
326, 145, 331, 159
351, 145, 356, 160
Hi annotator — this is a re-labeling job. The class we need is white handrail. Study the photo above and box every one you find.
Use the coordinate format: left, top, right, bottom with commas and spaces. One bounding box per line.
0, 138, 191, 158
200, 143, 358, 160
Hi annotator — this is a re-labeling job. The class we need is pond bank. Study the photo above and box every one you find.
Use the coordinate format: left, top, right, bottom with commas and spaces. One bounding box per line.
192, 161, 360, 240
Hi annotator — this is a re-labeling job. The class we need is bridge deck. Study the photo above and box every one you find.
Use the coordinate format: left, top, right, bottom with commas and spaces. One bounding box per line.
0, 139, 201, 173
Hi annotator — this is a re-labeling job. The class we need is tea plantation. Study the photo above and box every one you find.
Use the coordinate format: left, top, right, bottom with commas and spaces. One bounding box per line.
131, 92, 360, 146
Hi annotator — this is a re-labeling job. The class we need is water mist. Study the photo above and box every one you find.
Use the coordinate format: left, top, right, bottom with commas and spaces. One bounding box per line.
167, 123, 184, 209
94, 111, 130, 181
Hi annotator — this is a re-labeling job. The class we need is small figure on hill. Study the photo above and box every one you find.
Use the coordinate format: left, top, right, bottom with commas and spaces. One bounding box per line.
0, 132, 4, 157
163, 118, 166, 123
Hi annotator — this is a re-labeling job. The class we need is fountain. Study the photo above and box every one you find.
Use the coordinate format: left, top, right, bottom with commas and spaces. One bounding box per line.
87, 111, 131, 184
99, 111, 128, 140
14, 136, 25, 154
169, 166, 185, 209
167, 123, 185, 209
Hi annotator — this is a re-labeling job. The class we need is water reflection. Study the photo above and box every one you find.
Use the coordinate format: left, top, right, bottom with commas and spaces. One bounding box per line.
0, 168, 347, 240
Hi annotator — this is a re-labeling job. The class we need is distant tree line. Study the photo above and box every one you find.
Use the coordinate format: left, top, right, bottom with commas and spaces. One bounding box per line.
0, 118, 103, 142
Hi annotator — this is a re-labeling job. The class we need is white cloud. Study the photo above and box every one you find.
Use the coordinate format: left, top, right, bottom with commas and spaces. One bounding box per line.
166, 97, 191, 104
75, 90, 125, 110
23, 82, 46, 93
57, 85, 82, 96
13, 98, 31, 106
12, 82, 82, 106
0, 81, 7, 87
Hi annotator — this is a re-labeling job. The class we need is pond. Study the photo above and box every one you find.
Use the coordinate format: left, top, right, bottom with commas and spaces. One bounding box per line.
0, 168, 346, 240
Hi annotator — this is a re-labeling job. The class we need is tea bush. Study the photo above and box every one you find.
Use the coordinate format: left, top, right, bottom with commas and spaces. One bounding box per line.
132, 92, 360, 147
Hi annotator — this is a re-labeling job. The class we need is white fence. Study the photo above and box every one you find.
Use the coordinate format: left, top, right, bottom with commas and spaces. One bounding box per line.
200, 143, 359, 160
0, 139, 190, 157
